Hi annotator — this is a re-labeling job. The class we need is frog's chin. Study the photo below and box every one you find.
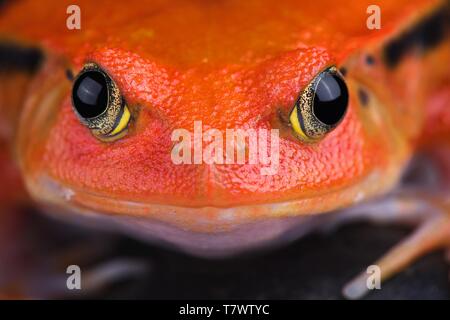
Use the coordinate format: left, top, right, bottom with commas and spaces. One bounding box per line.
23, 166, 405, 257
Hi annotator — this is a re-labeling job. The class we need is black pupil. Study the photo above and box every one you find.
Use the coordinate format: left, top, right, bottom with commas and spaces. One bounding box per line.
312, 71, 348, 126
72, 70, 108, 118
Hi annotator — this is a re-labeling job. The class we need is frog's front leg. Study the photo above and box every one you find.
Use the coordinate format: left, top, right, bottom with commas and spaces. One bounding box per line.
0, 206, 151, 299
340, 194, 450, 299
336, 149, 450, 300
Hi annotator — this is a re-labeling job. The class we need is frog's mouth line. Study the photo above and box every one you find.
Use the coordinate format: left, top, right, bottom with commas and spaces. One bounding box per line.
27, 159, 404, 235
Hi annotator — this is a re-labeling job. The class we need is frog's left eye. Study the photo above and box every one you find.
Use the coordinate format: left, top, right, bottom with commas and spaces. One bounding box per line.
289, 66, 348, 142
71, 63, 130, 141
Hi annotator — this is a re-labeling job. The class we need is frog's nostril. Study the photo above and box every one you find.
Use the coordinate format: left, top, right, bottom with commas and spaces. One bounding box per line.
65, 69, 74, 81
357, 88, 370, 107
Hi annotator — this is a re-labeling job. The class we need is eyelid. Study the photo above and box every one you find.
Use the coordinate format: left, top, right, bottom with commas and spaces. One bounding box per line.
108, 105, 131, 137
289, 106, 313, 141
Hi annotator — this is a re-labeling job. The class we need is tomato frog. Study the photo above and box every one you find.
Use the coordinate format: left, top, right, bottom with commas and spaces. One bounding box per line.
0, 0, 449, 299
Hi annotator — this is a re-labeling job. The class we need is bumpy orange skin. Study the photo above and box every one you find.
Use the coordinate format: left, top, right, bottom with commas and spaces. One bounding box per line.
0, 0, 448, 233
40, 47, 380, 207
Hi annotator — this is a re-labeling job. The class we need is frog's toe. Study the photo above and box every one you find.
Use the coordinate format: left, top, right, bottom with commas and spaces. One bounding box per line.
23, 257, 150, 299
73, 258, 150, 296
342, 194, 450, 300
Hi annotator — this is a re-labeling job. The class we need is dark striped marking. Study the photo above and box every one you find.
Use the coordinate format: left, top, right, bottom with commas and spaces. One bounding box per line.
0, 43, 43, 73
0, 0, 13, 10
383, 4, 450, 68
0, 0, 17, 20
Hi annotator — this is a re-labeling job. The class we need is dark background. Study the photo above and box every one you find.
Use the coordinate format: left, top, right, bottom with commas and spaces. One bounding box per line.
21, 209, 450, 300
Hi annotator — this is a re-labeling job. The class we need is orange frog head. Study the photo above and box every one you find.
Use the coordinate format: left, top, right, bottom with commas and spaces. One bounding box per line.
2, 0, 443, 254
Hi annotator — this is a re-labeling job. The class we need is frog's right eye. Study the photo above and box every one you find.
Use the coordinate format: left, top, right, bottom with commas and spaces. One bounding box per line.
71, 63, 131, 141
